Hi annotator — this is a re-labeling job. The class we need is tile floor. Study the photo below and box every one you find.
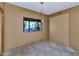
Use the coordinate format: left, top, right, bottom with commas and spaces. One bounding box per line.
8, 40, 79, 56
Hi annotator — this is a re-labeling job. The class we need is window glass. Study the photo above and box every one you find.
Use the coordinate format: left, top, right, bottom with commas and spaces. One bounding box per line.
23, 18, 42, 32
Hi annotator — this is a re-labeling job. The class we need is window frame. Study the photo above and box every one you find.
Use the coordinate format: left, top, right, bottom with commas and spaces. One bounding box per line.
23, 17, 42, 32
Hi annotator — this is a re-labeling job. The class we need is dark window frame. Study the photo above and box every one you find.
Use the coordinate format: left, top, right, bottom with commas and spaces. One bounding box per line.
23, 17, 42, 32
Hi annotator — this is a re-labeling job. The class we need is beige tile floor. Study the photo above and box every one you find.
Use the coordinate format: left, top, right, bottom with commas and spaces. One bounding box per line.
8, 40, 79, 56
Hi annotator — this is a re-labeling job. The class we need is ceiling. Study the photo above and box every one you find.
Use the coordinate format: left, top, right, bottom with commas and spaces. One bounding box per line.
9, 2, 79, 15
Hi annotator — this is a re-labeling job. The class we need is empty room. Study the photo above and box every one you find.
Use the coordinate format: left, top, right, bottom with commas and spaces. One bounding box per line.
0, 2, 79, 56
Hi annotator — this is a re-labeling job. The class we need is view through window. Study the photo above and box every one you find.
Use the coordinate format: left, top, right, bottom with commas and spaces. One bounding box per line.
23, 17, 42, 32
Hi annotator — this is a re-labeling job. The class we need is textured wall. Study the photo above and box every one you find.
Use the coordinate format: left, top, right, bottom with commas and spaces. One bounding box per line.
4, 3, 48, 52
70, 6, 79, 50
49, 13, 69, 46
49, 5, 79, 50
0, 16, 2, 53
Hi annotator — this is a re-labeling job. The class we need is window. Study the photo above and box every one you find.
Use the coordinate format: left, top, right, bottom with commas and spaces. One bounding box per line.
23, 17, 42, 32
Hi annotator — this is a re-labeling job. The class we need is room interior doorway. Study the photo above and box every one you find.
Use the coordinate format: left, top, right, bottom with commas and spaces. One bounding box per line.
0, 7, 4, 55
